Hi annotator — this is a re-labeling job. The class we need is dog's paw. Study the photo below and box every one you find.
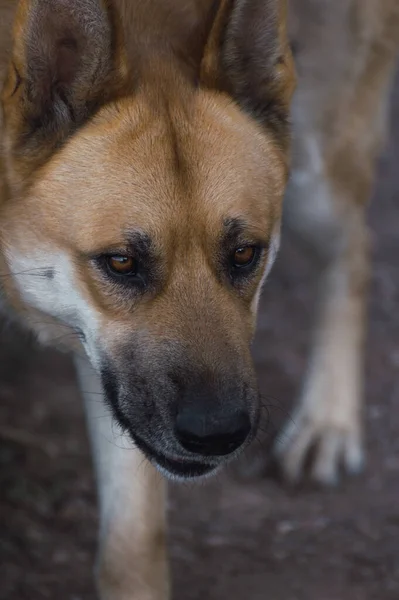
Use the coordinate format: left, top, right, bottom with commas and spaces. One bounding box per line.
273, 400, 364, 486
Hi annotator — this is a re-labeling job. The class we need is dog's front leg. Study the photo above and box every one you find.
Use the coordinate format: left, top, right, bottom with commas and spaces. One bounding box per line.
74, 357, 170, 600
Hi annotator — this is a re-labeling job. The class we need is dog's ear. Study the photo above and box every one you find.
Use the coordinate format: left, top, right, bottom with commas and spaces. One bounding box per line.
200, 0, 295, 147
2, 0, 126, 156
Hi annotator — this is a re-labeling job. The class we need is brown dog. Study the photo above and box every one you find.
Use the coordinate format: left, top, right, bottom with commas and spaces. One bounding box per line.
1, 1, 398, 598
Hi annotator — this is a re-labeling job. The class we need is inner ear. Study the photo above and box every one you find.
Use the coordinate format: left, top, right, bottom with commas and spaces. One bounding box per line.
199, 0, 295, 147
3, 0, 126, 156
55, 37, 81, 88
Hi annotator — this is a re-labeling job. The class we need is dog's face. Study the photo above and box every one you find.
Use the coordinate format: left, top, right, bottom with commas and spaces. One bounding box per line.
0, 0, 295, 478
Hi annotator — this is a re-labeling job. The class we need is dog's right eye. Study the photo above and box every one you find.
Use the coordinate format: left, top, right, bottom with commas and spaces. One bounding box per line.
105, 255, 137, 276
92, 252, 149, 291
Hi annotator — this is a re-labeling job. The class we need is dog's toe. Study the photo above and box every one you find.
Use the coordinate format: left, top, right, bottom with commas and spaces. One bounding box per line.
274, 407, 364, 486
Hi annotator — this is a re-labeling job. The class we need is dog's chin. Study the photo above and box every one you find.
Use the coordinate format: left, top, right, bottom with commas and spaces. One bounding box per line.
150, 455, 220, 482
130, 432, 219, 481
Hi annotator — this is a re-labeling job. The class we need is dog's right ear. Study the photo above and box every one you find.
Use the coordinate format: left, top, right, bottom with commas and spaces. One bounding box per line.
2, 0, 127, 160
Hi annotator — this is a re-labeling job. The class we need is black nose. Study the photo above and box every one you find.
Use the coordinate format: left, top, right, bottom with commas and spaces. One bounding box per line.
175, 408, 251, 457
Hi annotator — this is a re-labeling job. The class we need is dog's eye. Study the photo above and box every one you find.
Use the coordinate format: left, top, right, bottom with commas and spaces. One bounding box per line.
106, 255, 137, 276
232, 246, 257, 269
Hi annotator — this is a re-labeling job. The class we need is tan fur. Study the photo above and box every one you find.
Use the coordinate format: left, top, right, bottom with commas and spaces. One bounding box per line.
0, 1, 398, 598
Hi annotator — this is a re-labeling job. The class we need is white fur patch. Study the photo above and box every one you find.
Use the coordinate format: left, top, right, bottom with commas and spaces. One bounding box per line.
5, 246, 101, 364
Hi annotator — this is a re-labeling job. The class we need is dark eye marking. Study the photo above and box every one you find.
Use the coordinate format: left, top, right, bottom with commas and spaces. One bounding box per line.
88, 230, 159, 292
94, 252, 146, 290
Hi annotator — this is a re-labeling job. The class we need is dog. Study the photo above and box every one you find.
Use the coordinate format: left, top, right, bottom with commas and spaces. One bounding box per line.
1, 0, 398, 598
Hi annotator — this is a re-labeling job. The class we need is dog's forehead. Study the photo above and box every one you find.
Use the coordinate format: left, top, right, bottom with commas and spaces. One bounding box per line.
29, 92, 285, 251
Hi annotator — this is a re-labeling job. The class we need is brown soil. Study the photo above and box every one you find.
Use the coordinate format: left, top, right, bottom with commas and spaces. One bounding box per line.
1, 72, 399, 600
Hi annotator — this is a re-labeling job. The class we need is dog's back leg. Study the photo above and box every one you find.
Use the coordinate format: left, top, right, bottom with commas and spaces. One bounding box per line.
74, 356, 170, 600
275, 0, 399, 485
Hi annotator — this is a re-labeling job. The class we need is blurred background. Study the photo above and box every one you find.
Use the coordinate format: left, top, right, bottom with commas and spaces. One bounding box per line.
1, 73, 398, 600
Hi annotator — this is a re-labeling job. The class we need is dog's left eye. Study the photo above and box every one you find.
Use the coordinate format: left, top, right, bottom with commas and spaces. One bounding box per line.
232, 246, 258, 269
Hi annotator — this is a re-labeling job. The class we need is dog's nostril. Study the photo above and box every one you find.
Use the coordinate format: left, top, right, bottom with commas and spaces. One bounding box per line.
175, 410, 251, 457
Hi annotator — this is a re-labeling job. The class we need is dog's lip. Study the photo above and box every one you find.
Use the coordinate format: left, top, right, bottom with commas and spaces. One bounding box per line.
130, 432, 217, 479
151, 453, 216, 479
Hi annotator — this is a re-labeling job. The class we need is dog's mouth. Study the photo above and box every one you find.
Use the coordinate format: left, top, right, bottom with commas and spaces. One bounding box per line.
150, 453, 217, 480
131, 433, 218, 480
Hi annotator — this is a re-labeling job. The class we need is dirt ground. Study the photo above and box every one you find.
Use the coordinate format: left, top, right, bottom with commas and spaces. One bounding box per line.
1, 72, 399, 600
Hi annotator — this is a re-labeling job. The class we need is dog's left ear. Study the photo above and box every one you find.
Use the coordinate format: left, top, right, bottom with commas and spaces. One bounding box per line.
200, 0, 295, 147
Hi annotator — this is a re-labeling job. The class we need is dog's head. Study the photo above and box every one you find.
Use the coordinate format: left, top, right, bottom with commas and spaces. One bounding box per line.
0, 0, 295, 479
